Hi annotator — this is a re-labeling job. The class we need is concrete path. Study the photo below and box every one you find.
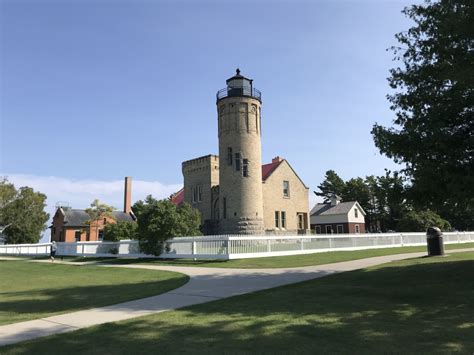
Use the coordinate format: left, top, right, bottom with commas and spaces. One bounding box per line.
1, 248, 472, 347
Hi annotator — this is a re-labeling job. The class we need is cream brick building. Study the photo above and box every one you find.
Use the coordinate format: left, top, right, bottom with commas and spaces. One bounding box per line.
175, 70, 309, 235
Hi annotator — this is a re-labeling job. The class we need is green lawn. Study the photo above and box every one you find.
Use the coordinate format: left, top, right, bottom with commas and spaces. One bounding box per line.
69, 242, 474, 268
0, 261, 188, 325
3, 251, 473, 354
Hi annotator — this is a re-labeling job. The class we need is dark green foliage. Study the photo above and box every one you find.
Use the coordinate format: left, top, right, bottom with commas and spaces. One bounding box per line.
103, 221, 138, 242
0, 179, 49, 244
398, 210, 451, 232
315, 170, 410, 231
133, 196, 201, 256
314, 170, 345, 202
372, 0, 474, 229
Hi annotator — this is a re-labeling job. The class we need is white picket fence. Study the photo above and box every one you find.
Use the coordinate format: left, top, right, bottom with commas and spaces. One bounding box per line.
0, 231, 473, 260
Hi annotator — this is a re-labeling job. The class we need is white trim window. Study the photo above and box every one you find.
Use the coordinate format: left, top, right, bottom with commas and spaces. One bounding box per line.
355, 224, 360, 234
325, 225, 332, 234
315, 226, 321, 234
275, 211, 280, 229
337, 225, 344, 234
281, 211, 286, 229
283, 180, 290, 198
354, 208, 359, 218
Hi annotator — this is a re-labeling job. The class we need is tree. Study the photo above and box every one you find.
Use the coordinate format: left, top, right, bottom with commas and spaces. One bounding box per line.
85, 199, 115, 240
0, 179, 49, 244
103, 221, 138, 242
398, 210, 451, 232
314, 170, 346, 202
133, 196, 201, 256
371, 0, 474, 229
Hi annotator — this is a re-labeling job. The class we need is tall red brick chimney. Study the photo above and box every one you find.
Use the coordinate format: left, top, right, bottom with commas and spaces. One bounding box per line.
124, 177, 132, 214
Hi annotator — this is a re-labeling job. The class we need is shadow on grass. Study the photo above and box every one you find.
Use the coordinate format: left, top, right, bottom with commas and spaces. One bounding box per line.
3, 257, 474, 354
0, 270, 189, 326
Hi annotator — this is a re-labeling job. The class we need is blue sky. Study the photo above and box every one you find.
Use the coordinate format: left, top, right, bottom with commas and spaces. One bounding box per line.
1, 0, 417, 238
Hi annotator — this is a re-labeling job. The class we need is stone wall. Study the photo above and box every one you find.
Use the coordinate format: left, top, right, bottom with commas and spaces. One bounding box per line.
182, 155, 219, 223
217, 96, 264, 234
262, 160, 309, 233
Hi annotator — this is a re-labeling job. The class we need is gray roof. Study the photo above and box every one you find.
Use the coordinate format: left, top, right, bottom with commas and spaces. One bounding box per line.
62, 208, 134, 227
310, 201, 358, 216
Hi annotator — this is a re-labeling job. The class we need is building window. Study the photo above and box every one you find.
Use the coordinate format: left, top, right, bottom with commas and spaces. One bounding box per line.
192, 187, 197, 203
274, 211, 280, 228
281, 211, 286, 229
103, 218, 107, 225
223, 197, 227, 219
355, 224, 360, 234
198, 185, 202, 202
337, 225, 344, 234
315, 226, 321, 234
235, 152, 241, 171
283, 181, 290, 198
325, 225, 332, 234
227, 147, 233, 165
98, 230, 104, 241
75, 231, 81, 242
298, 214, 304, 229
242, 159, 249, 177
354, 208, 359, 218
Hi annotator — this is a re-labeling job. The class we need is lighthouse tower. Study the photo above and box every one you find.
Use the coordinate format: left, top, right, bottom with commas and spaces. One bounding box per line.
216, 69, 264, 234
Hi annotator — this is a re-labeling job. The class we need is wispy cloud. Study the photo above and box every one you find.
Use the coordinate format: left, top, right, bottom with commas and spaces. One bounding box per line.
1, 173, 182, 242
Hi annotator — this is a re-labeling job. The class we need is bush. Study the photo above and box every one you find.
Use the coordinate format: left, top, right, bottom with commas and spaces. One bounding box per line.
133, 196, 201, 256
397, 210, 451, 232
103, 221, 138, 242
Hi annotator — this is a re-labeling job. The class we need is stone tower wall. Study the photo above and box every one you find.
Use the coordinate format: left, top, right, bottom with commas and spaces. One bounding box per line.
217, 96, 264, 234
182, 155, 219, 223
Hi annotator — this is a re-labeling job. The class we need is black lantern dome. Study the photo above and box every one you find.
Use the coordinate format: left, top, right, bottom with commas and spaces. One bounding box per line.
216, 69, 262, 103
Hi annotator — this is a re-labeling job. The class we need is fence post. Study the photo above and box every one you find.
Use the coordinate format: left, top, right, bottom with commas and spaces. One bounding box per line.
400, 233, 404, 246
267, 238, 271, 253
457, 231, 460, 243
192, 238, 196, 260
300, 237, 304, 251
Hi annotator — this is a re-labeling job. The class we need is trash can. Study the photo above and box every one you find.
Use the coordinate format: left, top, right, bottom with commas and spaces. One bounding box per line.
426, 227, 444, 256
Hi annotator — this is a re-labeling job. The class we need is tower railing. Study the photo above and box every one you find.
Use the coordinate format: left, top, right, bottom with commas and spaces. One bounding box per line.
216, 87, 262, 102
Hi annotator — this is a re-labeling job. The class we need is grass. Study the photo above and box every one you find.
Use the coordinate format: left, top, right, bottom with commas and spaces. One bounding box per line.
0, 260, 188, 325
2, 251, 473, 354
66, 242, 474, 268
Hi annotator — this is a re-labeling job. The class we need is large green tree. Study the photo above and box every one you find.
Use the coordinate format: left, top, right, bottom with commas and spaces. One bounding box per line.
133, 196, 201, 256
314, 170, 346, 202
371, 0, 473, 229
0, 179, 49, 244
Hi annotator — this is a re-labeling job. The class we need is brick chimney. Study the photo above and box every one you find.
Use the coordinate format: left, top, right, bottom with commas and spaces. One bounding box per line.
272, 156, 283, 164
124, 177, 132, 214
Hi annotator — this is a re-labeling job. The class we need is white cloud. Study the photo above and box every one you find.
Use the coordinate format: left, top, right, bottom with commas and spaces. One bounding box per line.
2, 173, 182, 242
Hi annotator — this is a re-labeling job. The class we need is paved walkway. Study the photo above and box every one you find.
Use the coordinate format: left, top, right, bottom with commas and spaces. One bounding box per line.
1, 248, 473, 347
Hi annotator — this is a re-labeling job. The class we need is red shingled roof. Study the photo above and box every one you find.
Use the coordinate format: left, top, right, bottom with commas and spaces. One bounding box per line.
262, 158, 283, 181
170, 188, 184, 206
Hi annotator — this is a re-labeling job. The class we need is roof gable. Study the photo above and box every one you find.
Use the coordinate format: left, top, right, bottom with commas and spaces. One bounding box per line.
263, 159, 308, 189
170, 188, 185, 206
261, 160, 283, 181
310, 201, 360, 216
